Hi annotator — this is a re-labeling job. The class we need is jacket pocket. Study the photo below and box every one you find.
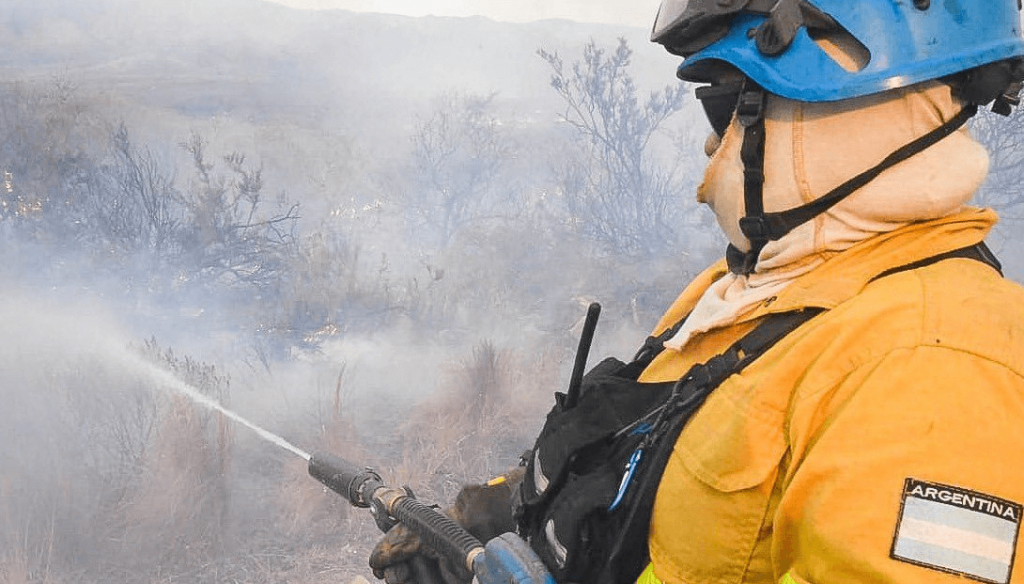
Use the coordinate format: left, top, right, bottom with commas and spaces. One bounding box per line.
650, 390, 787, 584
675, 391, 787, 492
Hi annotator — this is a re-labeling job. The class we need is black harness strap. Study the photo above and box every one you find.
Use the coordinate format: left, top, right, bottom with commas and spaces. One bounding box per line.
639, 242, 999, 368
644, 241, 1000, 368
871, 242, 1003, 281
633, 316, 690, 366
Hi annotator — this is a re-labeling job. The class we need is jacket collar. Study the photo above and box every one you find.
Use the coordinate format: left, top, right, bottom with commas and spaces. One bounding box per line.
741, 208, 997, 321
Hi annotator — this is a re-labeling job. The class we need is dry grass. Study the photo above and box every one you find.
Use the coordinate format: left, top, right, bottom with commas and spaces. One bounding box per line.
0, 550, 30, 584
0, 545, 64, 584
120, 394, 230, 569
387, 341, 557, 503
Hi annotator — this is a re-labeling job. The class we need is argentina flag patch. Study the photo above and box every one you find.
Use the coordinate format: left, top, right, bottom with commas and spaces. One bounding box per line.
891, 478, 1022, 584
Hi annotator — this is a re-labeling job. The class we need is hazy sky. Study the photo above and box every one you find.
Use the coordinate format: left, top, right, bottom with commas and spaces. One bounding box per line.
264, 0, 660, 29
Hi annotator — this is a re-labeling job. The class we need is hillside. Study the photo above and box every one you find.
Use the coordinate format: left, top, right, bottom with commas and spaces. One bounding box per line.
0, 0, 682, 140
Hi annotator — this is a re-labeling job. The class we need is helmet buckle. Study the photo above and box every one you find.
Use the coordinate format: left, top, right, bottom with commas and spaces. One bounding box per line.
735, 85, 767, 127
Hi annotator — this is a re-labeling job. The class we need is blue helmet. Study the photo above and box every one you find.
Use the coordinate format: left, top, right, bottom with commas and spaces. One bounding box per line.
652, 0, 1024, 103
652, 0, 1024, 277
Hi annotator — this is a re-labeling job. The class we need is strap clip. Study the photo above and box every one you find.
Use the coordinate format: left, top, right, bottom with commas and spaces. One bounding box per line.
736, 86, 767, 127
739, 216, 770, 240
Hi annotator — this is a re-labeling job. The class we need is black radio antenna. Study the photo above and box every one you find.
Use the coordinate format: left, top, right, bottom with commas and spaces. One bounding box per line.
564, 302, 601, 409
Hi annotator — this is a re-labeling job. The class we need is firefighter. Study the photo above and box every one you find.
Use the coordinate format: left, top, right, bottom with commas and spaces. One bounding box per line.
372, 1, 1024, 583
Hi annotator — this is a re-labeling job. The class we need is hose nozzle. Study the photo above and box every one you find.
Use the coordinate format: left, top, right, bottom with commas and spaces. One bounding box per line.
308, 451, 384, 508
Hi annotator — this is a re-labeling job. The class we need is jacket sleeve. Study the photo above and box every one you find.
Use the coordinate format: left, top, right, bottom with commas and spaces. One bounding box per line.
776, 345, 1024, 584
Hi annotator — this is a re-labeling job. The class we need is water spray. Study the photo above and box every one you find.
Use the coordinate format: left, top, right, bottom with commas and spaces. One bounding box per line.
118, 350, 310, 461
162, 372, 311, 461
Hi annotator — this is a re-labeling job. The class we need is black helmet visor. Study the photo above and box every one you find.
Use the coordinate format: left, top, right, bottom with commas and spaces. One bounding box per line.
651, 0, 738, 56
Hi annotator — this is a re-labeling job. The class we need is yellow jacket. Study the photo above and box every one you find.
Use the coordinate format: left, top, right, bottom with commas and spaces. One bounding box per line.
641, 209, 1024, 584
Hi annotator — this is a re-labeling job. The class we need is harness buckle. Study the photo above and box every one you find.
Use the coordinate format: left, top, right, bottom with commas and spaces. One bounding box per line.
739, 216, 770, 239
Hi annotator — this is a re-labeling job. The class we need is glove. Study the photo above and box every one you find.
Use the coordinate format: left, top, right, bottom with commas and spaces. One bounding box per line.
369, 467, 525, 584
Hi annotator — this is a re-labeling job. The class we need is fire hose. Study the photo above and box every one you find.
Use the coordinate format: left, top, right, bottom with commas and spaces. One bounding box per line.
308, 451, 556, 584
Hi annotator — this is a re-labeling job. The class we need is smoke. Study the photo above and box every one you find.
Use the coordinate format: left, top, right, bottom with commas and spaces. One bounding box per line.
0, 2, 720, 581
0, 288, 151, 574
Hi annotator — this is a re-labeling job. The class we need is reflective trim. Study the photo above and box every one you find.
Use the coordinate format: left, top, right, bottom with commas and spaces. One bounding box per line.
543, 519, 568, 569
533, 450, 549, 495
636, 563, 662, 584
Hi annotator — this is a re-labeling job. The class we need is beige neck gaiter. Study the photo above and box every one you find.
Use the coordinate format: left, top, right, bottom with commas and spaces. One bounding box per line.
665, 81, 990, 351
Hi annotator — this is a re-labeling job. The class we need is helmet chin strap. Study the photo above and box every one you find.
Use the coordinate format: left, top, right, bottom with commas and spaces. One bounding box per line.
725, 82, 980, 276
731, 82, 770, 276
